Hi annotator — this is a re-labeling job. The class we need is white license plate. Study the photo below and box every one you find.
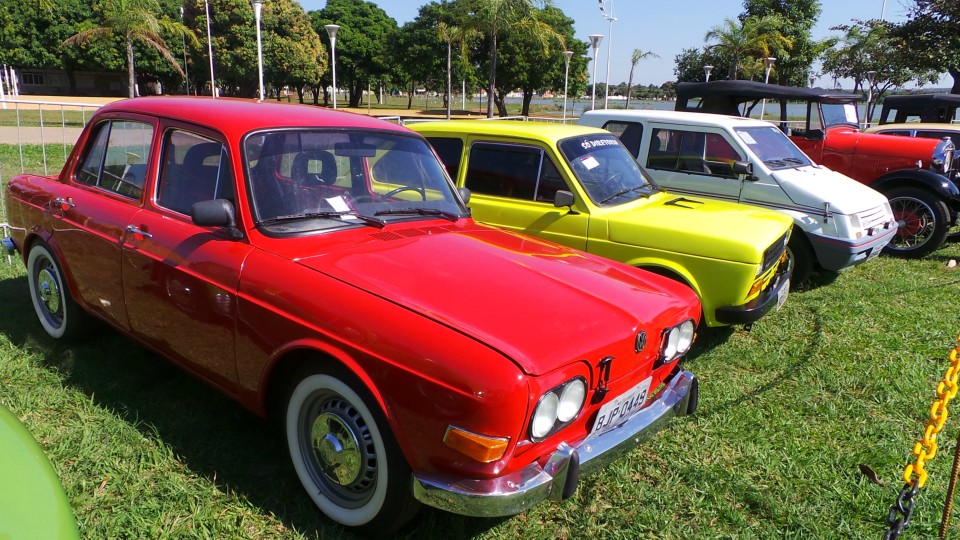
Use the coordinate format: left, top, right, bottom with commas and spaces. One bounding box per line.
867, 245, 881, 261
591, 376, 652, 436
776, 278, 789, 310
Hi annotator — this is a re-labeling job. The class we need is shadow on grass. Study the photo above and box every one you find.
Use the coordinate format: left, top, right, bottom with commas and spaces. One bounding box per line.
0, 273, 506, 540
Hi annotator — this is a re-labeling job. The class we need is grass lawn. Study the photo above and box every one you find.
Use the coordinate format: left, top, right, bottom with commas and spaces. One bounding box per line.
2, 144, 960, 539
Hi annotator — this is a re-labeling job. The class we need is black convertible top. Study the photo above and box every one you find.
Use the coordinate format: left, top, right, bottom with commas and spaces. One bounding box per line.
879, 93, 960, 124
675, 80, 860, 115
882, 93, 960, 108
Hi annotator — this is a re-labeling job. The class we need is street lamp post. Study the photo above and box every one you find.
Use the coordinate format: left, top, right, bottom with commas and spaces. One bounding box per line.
598, 0, 616, 109
253, 0, 265, 101
180, 6, 190, 95
759, 57, 776, 119
588, 34, 603, 110
205, 0, 216, 97
704, 65, 713, 82
325, 24, 340, 109
562, 50, 573, 122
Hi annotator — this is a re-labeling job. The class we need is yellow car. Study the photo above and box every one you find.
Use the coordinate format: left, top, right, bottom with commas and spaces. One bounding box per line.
411, 121, 794, 327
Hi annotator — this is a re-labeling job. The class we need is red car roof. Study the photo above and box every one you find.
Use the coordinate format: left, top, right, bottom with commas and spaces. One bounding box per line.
97, 96, 411, 138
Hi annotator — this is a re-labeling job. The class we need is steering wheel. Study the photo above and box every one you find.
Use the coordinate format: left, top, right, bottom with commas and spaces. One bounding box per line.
381, 186, 426, 200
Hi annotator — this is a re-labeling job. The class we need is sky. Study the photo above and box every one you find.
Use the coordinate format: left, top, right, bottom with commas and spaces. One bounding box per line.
297, 0, 941, 89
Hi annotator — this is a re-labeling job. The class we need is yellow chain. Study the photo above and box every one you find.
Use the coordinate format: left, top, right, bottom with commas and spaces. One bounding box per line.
903, 337, 960, 489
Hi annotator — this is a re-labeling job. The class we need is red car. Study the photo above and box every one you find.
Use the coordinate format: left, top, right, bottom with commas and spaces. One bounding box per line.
2, 97, 701, 534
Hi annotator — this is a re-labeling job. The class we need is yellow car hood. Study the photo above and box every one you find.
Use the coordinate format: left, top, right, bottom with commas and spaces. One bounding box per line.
606, 192, 793, 263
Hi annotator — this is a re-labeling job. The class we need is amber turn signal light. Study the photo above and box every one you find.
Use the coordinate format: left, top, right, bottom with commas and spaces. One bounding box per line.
443, 426, 509, 463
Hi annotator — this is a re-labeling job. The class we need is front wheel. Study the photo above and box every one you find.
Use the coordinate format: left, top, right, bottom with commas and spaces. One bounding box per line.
884, 187, 950, 258
285, 368, 419, 534
785, 234, 814, 286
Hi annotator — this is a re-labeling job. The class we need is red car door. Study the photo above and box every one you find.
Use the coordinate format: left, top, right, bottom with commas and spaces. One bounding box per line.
51, 118, 156, 329
120, 130, 251, 390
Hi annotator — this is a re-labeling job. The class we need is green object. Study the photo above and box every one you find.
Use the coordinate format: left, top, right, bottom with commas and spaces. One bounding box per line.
0, 405, 80, 540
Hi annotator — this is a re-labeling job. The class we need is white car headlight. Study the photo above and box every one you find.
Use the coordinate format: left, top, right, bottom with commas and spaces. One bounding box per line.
660, 319, 697, 364
530, 377, 586, 441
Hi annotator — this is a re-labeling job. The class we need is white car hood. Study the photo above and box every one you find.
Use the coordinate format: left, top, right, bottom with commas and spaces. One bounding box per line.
770, 165, 889, 215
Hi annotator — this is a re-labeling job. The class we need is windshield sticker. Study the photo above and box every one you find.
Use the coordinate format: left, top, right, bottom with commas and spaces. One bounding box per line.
737, 131, 758, 145
580, 155, 600, 170
327, 196, 358, 220
843, 103, 859, 123
580, 138, 618, 150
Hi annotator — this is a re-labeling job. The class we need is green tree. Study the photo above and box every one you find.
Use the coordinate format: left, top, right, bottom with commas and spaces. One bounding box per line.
262, 0, 325, 102
312, 0, 398, 108
895, 0, 960, 93
63, 0, 197, 98
704, 15, 791, 80
741, 0, 829, 87
822, 21, 940, 122
458, 0, 554, 117
625, 49, 658, 107
673, 47, 732, 82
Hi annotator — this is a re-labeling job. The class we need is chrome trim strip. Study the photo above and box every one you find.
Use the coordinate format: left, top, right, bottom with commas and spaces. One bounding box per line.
412, 370, 696, 517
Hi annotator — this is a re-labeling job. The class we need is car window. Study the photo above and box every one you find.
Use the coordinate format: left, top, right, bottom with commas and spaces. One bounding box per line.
557, 133, 657, 206
917, 130, 959, 141
157, 130, 234, 216
602, 121, 643, 158
733, 126, 812, 169
465, 142, 565, 202
646, 128, 739, 177
75, 120, 153, 200
244, 130, 464, 232
875, 130, 912, 137
424, 137, 463, 179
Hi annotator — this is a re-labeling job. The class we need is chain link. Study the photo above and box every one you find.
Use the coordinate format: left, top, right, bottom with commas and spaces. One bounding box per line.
884, 337, 960, 539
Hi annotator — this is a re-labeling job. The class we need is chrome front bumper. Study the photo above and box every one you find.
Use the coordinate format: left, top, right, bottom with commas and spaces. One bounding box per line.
412, 369, 698, 517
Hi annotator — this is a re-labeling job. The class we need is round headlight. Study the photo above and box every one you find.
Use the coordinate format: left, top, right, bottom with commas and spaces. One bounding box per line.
663, 327, 680, 359
557, 379, 586, 423
531, 392, 559, 439
677, 320, 695, 354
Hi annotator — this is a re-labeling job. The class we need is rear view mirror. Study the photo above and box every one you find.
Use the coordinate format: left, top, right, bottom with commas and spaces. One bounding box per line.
457, 187, 471, 204
732, 160, 754, 177
554, 190, 576, 208
192, 199, 243, 238
334, 142, 377, 158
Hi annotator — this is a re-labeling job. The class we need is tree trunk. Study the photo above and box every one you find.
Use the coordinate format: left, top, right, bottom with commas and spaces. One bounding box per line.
625, 65, 635, 108
495, 88, 508, 117
521, 89, 533, 117
349, 80, 362, 108
126, 36, 136, 98
951, 67, 960, 95
446, 41, 452, 119
487, 32, 497, 118
407, 81, 414, 109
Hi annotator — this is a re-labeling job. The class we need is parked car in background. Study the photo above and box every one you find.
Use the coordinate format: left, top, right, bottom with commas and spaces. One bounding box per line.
410, 120, 793, 327
877, 93, 960, 125
0, 404, 80, 540
2, 97, 703, 534
579, 109, 897, 284
675, 80, 959, 257
865, 123, 960, 142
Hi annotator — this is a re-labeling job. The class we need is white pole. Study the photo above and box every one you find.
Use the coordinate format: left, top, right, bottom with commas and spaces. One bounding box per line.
10, 67, 18, 97
588, 34, 603, 110
325, 25, 340, 109
253, 0, 265, 101
205, 0, 216, 98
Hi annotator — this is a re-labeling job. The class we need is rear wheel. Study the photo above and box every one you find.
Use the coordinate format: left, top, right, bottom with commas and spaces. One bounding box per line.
285, 368, 419, 534
884, 187, 950, 258
26, 242, 89, 340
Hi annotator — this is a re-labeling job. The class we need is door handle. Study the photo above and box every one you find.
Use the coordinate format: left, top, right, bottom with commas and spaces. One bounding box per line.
53, 197, 75, 210
126, 225, 153, 239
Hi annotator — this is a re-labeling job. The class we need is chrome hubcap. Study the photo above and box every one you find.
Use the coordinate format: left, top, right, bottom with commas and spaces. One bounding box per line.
312, 412, 362, 486
37, 266, 62, 315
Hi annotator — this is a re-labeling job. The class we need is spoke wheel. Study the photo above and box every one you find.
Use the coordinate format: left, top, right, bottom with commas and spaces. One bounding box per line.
884, 187, 949, 258
285, 369, 419, 534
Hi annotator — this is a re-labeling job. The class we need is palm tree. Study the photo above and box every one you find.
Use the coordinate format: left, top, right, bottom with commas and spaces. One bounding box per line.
64, 0, 198, 98
704, 15, 791, 80
625, 49, 658, 108
465, 0, 558, 118
438, 22, 477, 119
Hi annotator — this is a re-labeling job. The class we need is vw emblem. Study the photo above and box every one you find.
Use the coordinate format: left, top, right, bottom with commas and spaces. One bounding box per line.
635, 330, 647, 353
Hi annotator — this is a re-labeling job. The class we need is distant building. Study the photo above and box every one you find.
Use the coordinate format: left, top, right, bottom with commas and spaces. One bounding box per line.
16, 68, 127, 97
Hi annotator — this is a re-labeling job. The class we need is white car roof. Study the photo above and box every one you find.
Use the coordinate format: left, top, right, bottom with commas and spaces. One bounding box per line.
581, 108, 775, 130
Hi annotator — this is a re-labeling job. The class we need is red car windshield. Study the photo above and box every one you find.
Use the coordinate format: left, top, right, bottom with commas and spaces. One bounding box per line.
244, 130, 466, 232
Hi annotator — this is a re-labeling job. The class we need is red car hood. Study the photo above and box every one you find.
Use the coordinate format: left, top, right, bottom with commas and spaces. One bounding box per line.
288, 221, 699, 375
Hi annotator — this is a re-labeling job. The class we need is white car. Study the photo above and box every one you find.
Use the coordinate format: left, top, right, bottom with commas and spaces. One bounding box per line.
579, 109, 898, 283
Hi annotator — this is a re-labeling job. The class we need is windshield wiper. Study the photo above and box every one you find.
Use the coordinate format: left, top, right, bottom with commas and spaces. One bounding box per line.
782, 157, 806, 165
763, 158, 788, 167
598, 185, 652, 205
374, 207, 461, 222
260, 210, 385, 228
